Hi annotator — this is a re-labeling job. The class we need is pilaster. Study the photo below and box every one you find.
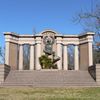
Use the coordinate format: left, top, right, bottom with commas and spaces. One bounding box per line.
56, 37, 62, 70
74, 45, 79, 70
30, 44, 34, 70
5, 42, 10, 65
19, 44, 23, 70
88, 42, 93, 66
35, 37, 42, 70
63, 45, 68, 70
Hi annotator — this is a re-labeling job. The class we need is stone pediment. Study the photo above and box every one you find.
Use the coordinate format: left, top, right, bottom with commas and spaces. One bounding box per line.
40, 30, 58, 36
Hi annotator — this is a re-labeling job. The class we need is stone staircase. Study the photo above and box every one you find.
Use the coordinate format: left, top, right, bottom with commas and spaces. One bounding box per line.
2, 70, 97, 87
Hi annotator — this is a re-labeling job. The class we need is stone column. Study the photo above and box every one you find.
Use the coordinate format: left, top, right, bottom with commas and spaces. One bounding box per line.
57, 43, 62, 70
74, 45, 79, 70
19, 44, 23, 70
63, 45, 68, 70
88, 42, 93, 66
35, 43, 41, 70
30, 45, 34, 70
5, 42, 10, 65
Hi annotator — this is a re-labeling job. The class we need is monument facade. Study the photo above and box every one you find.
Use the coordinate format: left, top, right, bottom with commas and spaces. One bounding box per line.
4, 30, 95, 71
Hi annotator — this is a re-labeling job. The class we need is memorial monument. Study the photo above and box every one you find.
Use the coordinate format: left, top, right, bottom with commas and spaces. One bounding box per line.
4, 30, 95, 70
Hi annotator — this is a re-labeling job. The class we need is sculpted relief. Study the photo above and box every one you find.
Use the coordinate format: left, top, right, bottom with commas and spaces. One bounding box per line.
39, 31, 60, 69
43, 35, 54, 55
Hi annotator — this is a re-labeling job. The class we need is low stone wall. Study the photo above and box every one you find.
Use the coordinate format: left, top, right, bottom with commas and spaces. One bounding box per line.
96, 64, 100, 85
88, 65, 96, 80
0, 64, 10, 84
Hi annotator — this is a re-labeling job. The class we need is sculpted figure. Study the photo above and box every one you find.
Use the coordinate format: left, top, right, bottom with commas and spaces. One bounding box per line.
41, 35, 60, 69
43, 36, 54, 55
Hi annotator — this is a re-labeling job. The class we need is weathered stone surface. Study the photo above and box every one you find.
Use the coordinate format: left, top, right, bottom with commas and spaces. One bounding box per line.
0, 64, 10, 84
96, 64, 100, 85
2, 70, 97, 87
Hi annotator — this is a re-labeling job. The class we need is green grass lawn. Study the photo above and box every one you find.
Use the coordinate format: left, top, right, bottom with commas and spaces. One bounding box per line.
0, 87, 100, 100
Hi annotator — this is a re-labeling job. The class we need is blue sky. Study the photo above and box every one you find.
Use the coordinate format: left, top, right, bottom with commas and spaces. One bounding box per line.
0, 0, 95, 47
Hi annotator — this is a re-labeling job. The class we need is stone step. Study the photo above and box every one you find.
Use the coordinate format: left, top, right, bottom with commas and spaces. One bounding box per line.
2, 70, 97, 87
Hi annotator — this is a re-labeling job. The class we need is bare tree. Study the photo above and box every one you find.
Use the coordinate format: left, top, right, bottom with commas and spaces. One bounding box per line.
73, 0, 100, 63
73, 0, 100, 48
0, 46, 5, 64
32, 27, 37, 35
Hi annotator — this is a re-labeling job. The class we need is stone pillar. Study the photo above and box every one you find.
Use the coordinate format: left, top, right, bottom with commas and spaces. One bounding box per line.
30, 45, 34, 70
19, 44, 23, 70
35, 43, 41, 70
74, 45, 79, 70
88, 42, 93, 66
57, 43, 62, 70
5, 42, 10, 65
63, 45, 68, 70
79, 43, 89, 70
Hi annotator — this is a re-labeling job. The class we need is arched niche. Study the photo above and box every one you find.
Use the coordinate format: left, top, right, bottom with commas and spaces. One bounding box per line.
41, 30, 57, 55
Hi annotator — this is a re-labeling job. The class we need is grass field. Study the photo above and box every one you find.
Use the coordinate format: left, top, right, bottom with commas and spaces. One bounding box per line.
0, 87, 100, 100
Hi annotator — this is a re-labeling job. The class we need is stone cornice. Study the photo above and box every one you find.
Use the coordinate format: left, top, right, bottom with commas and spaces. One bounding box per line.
4, 31, 95, 45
